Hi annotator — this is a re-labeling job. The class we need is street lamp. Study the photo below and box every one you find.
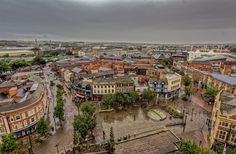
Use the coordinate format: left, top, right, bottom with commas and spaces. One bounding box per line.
55, 144, 59, 154
191, 108, 194, 121
26, 130, 33, 154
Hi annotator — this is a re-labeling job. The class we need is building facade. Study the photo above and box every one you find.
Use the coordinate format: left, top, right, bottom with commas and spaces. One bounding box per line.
92, 78, 116, 101
152, 73, 181, 100
115, 77, 134, 94
209, 90, 236, 148
0, 77, 47, 142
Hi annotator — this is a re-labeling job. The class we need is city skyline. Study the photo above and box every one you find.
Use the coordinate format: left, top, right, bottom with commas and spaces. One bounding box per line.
0, 0, 236, 43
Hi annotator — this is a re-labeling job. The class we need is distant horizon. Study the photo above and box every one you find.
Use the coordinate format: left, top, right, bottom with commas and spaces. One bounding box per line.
1, 0, 236, 44
0, 39, 236, 45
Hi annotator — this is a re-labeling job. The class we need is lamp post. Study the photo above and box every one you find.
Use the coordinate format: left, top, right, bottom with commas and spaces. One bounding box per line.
55, 144, 59, 154
191, 108, 194, 121
27, 130, 33, 154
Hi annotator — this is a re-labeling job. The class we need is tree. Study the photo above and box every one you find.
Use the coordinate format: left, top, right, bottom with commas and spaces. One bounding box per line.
36, 118, 48, 136
32, 56, 46, 65
101, 94, 114, 109
205, 88, 218, 97
80, 101, 96, 116
0, 134, 19, 154
73, 114, 96, 140
141, 89, 156, 104
214, 144, 236, 154
182, 76, 192, 87
180, 140, 214, 154
0, 61, 9, 72
129, 91, 140, 104
54, 87, 64, 122
54, 104, 64, 121
159, 59, 173, 68
10, 59, 29, 70
229, 45, 236, 53
185, 86, 192, 97
113, 92, 128, 107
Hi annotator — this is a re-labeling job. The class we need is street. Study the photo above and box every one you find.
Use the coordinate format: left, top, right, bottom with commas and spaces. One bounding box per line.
34, 67, 78, 154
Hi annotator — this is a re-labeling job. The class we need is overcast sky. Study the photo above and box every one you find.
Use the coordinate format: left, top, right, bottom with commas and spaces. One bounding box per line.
0, 0, 236, 43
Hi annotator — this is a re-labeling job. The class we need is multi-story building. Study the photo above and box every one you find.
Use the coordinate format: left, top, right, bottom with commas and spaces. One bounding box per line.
92, 78, 116, 101
115, 76, 134, 94
74, 79, 93, 101
209, 90, 236, 148
0, 76, 47, 142
152, 73, 181, 100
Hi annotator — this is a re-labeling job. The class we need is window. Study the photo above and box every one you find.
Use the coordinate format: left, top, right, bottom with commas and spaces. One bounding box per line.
218, 131, 226, 140
15, 115, 21, 121
28, 110, 34, 116
105, 90, 107, 93
31, 117, 35, 123
97, 90, 100, 94
230, 133, 236, 143
94, 90, 96, 94
10, 117, 14, 122
221, 122, 229, 127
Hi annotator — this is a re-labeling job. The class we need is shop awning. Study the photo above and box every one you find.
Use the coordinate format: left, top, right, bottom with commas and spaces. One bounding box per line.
207, 84, 219, 91
75, 93, 85, 98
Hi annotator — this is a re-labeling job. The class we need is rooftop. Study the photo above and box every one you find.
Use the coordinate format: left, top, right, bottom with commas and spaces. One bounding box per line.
166, 73, 181, 80
211, 73, 236, 85
115, 130, 179, 154
0, 76, 44, 113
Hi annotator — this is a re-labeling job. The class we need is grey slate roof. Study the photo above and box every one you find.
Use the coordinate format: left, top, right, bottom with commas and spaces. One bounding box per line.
211, 73, 236, 85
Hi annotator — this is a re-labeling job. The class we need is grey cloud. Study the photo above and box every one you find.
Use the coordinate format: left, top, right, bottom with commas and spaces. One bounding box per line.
0, 0, 236, 43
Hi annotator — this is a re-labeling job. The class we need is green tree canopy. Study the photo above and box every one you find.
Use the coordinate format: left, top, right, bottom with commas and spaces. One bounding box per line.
229, 45, 236, 53
54, 103, 64, 120
0, 134, 19, 154
180, 141, 214, 154
10, 59, 29, 70
205, 88, 218, 97
185, 86, 192, 97
214, 144, 236, 154
0, 61, 10, 72
32, 56, 46, 65
141, 89, 156, 103
129, 91, 140, 104
113, 92, 128, 106
54, 87, 64, 122
73, 114, 96, 140
182, 75, 192, 87
80, 101, 96, 116
101, 94, 114, 109
159, 59, 173, 68
36, 118, 48, 136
